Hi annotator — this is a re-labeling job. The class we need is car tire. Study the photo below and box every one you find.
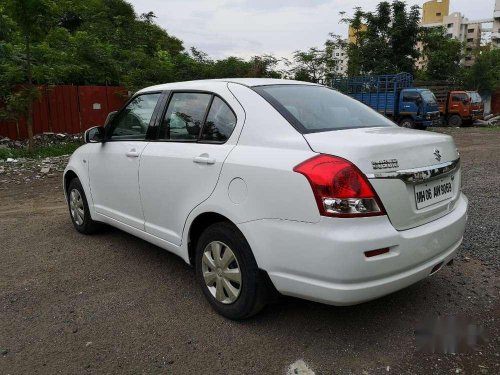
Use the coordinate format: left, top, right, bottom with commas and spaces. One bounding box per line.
399, 118, 416, 129
195, 222, 268, 320
447, 114, 462, 127
67, 178, 100, 234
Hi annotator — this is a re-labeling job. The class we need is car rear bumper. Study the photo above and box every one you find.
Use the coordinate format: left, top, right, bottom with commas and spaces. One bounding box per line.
239, 193, 468, 305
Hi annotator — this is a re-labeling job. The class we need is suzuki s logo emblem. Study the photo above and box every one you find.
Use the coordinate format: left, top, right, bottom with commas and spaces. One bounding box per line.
434, 149, 442, 162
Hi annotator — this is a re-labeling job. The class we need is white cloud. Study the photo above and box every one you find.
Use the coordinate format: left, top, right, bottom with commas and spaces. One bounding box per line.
129, 0, 495, 60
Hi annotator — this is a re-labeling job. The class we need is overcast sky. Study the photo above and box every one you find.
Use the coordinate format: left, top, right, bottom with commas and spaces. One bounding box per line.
128, 0, 496, 60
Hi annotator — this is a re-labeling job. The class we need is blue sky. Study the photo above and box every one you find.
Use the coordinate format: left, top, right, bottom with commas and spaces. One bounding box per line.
128, 0, 496, 59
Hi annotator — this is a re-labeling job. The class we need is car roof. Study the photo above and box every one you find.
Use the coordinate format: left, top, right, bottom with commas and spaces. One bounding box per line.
137, 78, 319, 94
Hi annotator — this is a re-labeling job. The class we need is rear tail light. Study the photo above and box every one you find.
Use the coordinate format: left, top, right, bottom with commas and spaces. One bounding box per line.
294, 154, 385, 217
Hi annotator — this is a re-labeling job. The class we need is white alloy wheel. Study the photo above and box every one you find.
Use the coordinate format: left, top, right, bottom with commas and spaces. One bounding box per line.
201, 241, 242, 304
69, 189, 85, 226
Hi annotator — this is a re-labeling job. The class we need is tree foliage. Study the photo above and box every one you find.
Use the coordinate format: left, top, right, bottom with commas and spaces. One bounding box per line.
462, 49, 500, 93
342, 1, 420, 75
0, 0, 282, 142
0, 0, 281, 91
290, 34, 346, 83
417, 26, 463, 81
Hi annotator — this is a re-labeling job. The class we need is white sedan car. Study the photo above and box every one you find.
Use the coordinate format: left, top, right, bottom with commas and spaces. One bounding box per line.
64, 79, 468, 319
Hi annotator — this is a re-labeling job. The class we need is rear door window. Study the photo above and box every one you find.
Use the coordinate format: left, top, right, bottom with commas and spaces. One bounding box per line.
159, 93, 212, 141
200, 97, 237, 143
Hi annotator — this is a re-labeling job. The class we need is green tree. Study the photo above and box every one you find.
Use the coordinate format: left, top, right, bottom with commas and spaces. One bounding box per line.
291, 48, 329, 82
418, 26, 462, 81
0, 90, 36, 139
462, 49, 500, 93
342, 1, 420, 75
5, 0, 55, 149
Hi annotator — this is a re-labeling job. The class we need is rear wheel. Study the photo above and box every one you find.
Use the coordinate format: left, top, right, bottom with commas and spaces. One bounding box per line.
447, 114, 462, 127
399, 118, 416, 129
67, 178, 100, 234
195, 222, 267, 319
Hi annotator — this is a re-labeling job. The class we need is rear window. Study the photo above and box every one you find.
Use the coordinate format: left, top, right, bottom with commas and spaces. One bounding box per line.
253, 85, 394, 133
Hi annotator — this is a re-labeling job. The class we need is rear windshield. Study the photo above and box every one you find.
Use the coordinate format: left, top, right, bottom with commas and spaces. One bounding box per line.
253, 85, 395, 133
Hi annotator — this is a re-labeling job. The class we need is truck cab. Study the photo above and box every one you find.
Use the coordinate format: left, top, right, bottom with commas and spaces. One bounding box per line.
398, 88, 440, 129
467, 91, 484, 122
442, 91, 483, 127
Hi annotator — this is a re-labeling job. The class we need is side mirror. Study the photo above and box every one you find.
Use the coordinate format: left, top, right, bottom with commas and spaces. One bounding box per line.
104, 111, 117, 127
84, 126, 105, 144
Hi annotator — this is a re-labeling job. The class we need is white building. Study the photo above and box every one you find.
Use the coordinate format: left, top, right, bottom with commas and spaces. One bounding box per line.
331, 45, 348, 77
419, 12, 483, 67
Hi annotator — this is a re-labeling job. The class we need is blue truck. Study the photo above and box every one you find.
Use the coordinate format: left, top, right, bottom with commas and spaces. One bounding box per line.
331, 73, 441, 129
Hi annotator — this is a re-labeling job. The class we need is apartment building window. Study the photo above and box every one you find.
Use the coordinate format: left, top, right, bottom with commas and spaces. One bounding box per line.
447, 23, 453, 27
446, 33, 453, 38
467, 38, 474, 42
468, 28, 474, 33
436, 12, 441, 16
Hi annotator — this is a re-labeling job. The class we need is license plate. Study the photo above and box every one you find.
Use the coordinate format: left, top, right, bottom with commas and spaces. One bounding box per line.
414, 176, 453, 209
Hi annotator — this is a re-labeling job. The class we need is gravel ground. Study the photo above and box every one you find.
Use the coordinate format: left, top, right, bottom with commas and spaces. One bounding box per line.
0, 128, 499, 374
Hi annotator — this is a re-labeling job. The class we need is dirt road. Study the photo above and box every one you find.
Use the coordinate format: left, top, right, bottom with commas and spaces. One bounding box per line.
1, 128, 499, 374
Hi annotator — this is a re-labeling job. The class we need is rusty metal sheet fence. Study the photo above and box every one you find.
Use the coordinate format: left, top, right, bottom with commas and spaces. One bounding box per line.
0, 85, 128, 140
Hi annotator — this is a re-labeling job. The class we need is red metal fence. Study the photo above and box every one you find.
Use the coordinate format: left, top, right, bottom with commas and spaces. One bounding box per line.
492, 91, 500, 114
0, 85, 128, 140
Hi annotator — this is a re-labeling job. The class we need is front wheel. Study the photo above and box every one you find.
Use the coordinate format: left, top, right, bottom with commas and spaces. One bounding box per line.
399, 118, 416, 129
67, 178, 100, 234
195, 222, 268, 319
447, 114, 462, 127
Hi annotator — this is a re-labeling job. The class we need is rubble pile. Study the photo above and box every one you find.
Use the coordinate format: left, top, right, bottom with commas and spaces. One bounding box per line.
0, 155, 69, 186
0, 132, 82, 149
474, 113, 500, 127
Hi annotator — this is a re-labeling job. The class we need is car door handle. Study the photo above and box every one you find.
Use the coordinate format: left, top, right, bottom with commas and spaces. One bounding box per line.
193, 156, 216, 165
126, 149, 140, 158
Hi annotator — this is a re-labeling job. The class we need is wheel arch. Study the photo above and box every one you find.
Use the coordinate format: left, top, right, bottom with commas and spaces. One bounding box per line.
187, 211, 236, 265
64, 169, 78, 195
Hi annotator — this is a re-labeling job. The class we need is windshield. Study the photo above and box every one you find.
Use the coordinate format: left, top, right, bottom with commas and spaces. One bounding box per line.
468, 91, 482, 103
253, 85, 395, 133
420, 90, 437, 104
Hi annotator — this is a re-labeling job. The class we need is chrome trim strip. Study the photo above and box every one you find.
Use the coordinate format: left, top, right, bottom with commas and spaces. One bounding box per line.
366, 159, 460, 183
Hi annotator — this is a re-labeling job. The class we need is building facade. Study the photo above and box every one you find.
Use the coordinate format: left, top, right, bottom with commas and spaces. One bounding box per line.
417, 0, 492, 69
422, 0, 450, 25
331, 45, 348, 76
493, 0, 500, 48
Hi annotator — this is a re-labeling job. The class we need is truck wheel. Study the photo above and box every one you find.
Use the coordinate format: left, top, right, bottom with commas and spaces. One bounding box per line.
447, 114, 462, 127
399, 118, 415, 129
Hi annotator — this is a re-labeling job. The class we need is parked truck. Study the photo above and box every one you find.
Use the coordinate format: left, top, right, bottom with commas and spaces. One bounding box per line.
332, 73, 441, 129
414, 81, 484, 127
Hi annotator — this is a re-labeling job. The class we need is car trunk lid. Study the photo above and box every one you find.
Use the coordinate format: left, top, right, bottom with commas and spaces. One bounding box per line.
303, 127, 462, 230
